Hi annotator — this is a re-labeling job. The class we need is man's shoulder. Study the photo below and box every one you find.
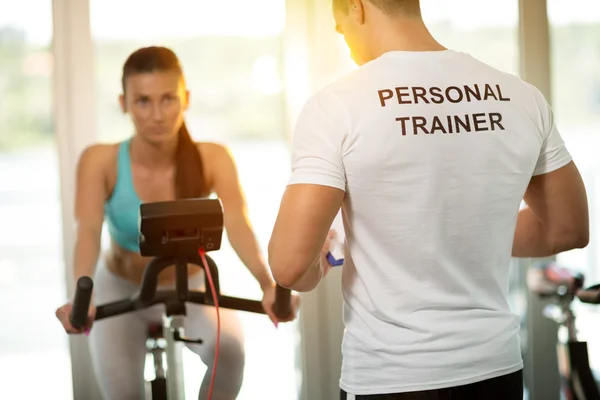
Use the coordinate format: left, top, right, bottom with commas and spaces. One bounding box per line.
301, 69, 365, 117
317, 66, 367, 97
453, 52, 539, 97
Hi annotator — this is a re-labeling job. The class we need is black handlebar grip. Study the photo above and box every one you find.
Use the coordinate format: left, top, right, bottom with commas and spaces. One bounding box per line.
70, 276, 94, 330
273, 284, 292, 320
577, 285, 600, 304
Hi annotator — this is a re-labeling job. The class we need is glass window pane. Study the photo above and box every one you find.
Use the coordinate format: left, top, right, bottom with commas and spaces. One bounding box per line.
0, 1, 73, 398
550, 0, 600, 372
91, 0, 286, 144
90, 1, 297, 399
421, 0, 520, 76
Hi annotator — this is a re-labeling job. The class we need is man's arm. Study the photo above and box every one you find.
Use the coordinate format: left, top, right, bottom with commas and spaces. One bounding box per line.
268, 89, 349, 291
268, 184, 344, 291
513, 161, 589, 257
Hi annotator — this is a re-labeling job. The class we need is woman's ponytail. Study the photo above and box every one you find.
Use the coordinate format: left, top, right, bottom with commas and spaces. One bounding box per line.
175, 122, 207, 199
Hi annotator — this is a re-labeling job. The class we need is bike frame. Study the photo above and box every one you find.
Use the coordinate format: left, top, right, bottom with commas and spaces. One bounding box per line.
146, 328, 167, 400
148, 257, 202, 400
144, 314, 190, 400
140, 255, 237, 400
164, 314, 186, 400
546, 291, 600, 400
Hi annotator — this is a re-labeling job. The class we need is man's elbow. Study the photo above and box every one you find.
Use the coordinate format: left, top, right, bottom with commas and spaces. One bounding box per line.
272, 272, 300, 290
551, 226, 590, 254
268, 247, 309, 289
269, 256, 303, 288
572, 229, 590, 249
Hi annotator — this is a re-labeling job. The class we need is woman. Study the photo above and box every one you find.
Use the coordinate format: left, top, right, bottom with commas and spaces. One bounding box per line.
55, 46, 298, 400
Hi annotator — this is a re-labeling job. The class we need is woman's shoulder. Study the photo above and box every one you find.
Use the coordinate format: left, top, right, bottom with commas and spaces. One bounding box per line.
77, 141, 121, 170
195, 141, 233, 161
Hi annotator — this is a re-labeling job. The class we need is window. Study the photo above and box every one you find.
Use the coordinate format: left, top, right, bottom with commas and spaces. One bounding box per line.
90, 1, 299, 398
421, 0, 520, 76
550, 0, 600, 371
92, 0, 286, 144
0, 1, 73, 398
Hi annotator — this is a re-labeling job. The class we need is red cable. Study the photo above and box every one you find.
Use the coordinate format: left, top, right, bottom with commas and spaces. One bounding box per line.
198, 247, 220, 400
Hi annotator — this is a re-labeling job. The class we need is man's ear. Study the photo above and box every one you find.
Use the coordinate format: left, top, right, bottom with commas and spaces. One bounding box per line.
349, 0, 365, 24
119, 94, 126, 113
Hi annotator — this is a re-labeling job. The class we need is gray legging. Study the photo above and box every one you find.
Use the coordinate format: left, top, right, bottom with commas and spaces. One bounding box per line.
88, 262, 245, 400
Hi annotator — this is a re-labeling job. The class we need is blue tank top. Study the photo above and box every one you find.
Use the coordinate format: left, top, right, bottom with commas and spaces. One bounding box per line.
104, 138, 142, 253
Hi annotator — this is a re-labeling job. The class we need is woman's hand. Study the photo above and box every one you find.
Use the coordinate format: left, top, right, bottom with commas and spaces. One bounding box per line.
261, 284, 301, 328
55, 301, 97, 335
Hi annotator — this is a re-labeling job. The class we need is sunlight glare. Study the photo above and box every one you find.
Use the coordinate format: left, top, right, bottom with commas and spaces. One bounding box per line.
89, 0, 286, 41
252, 55, 283, 95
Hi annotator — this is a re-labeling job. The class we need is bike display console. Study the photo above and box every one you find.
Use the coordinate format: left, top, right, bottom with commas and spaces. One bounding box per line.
139, 198, 224, 257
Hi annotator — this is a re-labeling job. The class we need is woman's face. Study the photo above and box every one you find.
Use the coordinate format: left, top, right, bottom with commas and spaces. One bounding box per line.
120, 70, 189, 145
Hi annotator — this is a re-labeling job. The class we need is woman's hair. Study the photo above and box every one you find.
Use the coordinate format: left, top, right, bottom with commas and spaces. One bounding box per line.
121, 46, 207, 199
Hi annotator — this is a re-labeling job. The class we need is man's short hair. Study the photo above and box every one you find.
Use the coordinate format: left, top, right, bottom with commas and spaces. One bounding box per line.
334, 0, 421, 16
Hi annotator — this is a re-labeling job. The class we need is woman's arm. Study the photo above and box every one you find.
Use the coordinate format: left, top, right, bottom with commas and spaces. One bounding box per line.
56, 145, 108, 334
73, 146, 109, 295
207, 145, 274, 291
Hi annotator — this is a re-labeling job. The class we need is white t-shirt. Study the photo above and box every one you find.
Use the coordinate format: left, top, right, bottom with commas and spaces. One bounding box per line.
288, 50, 572, 395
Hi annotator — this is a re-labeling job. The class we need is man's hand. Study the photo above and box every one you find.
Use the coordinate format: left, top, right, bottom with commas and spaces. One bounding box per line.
261, 284, 301, 328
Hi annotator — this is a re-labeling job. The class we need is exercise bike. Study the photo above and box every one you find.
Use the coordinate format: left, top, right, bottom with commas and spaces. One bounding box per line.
528, 262, 600, 400
69, 198, 292, 400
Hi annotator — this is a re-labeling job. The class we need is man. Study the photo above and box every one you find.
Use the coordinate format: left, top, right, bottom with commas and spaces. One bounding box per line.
268, 0, 589, 399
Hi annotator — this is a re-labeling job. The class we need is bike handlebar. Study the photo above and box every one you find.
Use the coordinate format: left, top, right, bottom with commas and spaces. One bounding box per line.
93, 290, 266, 320
528, 263, 599, 305
274, 285, 292, 318
69, 254, 292, 327
71, 276, 93, 330
577, 284, 600, 304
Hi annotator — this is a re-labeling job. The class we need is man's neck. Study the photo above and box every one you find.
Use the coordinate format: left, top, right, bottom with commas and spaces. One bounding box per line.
368, 17, 446, 60
130, 134, 177, 169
